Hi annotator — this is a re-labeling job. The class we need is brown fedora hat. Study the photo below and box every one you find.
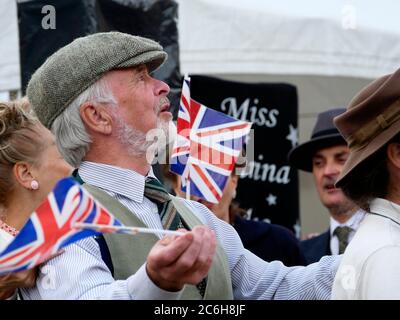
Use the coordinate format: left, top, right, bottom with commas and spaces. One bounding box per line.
288, 108, 346, 172
335, 67, 400, 187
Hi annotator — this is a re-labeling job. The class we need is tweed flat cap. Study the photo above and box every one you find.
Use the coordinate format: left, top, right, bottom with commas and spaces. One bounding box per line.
27, 32, 167, 129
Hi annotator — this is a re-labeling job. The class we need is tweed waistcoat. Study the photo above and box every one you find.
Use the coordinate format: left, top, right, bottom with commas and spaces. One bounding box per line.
83, 184, 233, 300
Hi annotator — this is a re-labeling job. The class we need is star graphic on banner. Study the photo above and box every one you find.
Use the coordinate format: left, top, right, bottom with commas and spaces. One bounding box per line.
293, 220, 301, 239
286, 124, 298, 148
265, 193, 277, 206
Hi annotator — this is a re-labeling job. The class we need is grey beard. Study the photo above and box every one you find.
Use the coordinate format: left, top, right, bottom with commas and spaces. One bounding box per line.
115, 117, 170, 158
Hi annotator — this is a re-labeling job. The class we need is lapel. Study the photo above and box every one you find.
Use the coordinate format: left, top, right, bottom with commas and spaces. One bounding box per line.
323, 229, 332, 255
301, 229, 331, 264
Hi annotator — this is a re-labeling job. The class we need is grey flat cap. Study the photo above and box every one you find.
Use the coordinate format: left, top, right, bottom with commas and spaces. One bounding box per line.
27, 32, 167, 129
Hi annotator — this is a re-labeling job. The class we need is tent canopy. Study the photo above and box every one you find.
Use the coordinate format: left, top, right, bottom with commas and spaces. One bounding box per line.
2, 0, 400, 91
178, 0, 400, 79
0, 0, 20, 92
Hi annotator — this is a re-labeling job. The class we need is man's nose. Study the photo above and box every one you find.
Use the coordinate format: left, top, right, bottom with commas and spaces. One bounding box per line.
323, 161, 340, 177
154, 78, 170, 96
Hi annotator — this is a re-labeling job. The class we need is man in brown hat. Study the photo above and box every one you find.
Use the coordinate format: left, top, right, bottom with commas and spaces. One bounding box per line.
22, 31, 340, 300
288, 108, 365, 265
331, 68, 400, 299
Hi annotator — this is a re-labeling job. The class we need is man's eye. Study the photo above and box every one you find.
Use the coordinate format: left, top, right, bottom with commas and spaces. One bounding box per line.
313, 160, 323, 167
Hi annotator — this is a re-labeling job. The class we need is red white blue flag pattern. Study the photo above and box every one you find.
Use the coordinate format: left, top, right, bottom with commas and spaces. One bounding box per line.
171, 76, 252, 203
0, 177, 121, 275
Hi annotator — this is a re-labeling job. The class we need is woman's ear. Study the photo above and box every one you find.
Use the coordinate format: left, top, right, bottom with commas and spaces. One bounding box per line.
387, 143, 400, 170
12, 162, 34, 190
231, 174, 239, 188
80, 102, 113, 135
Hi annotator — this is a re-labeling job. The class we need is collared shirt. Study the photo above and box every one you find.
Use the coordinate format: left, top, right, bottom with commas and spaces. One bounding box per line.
332, 198, 400, 299
22, 161, 340, 300
330, 209, 366, 255
0, 228, 13, 252
370, 198, 400, 224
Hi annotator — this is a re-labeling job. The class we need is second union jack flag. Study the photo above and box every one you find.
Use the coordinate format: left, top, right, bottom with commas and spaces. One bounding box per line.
0, 177, 121, 275
171, 76, 252, 203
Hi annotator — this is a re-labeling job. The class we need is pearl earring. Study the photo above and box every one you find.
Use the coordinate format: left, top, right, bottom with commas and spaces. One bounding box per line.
30, 180, 39, 190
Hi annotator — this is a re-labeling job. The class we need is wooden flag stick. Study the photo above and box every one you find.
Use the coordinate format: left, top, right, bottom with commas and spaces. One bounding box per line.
186, 174, 191, 201
73, 222, 185, 237
184, 74, 192, 202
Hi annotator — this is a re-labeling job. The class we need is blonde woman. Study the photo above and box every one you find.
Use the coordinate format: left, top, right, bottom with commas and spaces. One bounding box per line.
0, 99, 72, 299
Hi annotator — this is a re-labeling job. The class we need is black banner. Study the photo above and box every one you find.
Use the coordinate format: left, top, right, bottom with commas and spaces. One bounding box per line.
18, 0, 97, 92
190, 75, 299, 233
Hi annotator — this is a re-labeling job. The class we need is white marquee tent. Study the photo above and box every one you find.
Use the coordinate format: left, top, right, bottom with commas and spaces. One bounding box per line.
0, 0, 20, 98
178, 0, 400, 79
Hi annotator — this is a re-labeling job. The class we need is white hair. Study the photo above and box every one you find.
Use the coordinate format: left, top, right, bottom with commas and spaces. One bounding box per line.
51, 76, 117, 168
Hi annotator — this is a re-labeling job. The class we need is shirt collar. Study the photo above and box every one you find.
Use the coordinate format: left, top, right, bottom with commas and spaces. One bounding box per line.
78, 161, 156, 203
330, 209, 366, 236
369, 198, 400, 225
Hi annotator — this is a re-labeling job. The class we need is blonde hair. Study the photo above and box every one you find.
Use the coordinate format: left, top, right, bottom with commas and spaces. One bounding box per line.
0, 98, 44, 206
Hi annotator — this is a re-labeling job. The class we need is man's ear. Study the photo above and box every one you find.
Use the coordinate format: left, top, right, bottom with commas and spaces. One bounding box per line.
387, 143, 400, 169
12, 162, 34, 190
80, 102, 113, 135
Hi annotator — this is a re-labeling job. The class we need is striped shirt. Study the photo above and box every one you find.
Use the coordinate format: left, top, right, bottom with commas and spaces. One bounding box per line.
22, 161, 340, 300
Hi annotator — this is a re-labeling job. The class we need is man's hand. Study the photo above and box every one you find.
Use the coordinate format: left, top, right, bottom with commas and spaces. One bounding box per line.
146, 225, 217, 292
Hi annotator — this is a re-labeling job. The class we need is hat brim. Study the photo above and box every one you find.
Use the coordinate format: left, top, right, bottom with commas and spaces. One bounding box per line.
288, 134, 346, 172
118, 50, 167, 73
335, 119, 400, 187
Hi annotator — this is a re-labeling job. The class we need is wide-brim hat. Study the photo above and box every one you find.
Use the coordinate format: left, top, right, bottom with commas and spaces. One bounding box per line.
335, 68, 400, 187
288, 108, 347, 172
27, 32, 167, 129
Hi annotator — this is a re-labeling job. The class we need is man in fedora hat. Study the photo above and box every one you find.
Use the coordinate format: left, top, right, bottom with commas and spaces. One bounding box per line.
288, 108, 365, 265
22, 31, 340, 300
332, 68, 400, 299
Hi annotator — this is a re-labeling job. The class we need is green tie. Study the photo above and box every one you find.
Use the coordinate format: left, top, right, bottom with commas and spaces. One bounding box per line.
144, 177, 207, 297
144, 177, 185, 230
334, 226, 353, 254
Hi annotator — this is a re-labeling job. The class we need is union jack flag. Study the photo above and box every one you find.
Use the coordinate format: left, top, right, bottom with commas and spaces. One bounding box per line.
170, 76, 252, 203
0, 177, 121, 275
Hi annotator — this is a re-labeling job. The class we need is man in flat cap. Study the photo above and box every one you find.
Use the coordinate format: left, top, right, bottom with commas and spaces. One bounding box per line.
23, 32, 340, 300
288, 109, 365, 265
331, 68, 400, 299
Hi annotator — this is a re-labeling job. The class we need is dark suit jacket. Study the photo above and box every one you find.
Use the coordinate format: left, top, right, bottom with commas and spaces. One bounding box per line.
300, 230, 331, 265
233, 217, 306, 266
